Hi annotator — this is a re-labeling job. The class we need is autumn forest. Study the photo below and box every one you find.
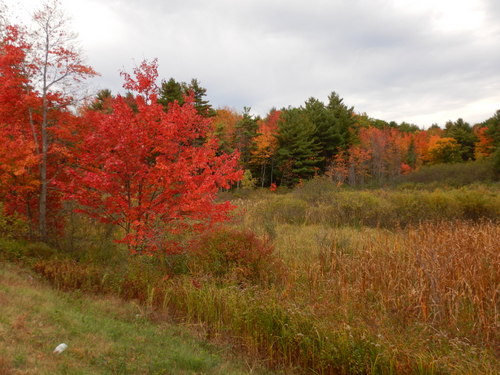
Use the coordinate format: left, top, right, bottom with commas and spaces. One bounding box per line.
0, 1, 499, 374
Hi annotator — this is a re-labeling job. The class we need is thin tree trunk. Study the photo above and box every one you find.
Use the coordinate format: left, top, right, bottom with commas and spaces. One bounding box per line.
39, 96, 48, 239
39, 28, 49, 240
270, 159, 274, 185
28, 108, 40, 155
261, 163, 266, 187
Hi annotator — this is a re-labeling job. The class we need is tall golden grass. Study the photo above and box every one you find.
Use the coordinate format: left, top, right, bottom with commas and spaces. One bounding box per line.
274, 221, 499, 345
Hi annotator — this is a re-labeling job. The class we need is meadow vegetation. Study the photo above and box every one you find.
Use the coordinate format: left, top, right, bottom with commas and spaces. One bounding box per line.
0, 263, 272, 375
393, 157, 498, 187
1, 182, 498, 374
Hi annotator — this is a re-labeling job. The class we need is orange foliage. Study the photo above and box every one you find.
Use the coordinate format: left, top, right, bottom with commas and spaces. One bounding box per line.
211, 107, 242, 149
336, 126, 450, 184
251, 110, 280, 165
425, 137, 461, 164
327, 150, 349, 185
474, 126, 495, 159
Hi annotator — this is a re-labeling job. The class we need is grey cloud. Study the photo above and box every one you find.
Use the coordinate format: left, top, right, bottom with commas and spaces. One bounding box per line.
60, 0, 500, 126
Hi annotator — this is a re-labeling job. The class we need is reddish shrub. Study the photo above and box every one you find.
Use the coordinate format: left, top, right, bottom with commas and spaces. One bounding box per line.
189, 227, 277, 284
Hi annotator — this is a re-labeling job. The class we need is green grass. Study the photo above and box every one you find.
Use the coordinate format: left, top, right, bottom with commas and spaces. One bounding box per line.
0, 262, 273, 375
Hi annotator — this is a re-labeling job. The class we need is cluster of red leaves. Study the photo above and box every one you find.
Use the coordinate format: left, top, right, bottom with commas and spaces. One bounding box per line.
0, 25, 91, 232
0, 27, 40, 216
64, 61, 242, 254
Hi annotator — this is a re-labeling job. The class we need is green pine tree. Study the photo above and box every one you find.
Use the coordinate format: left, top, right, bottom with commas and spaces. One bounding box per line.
158, 78, 214, 117
276, 107, 323, 186
158, 78, 184, 109
185, 79, 215, 117
444, 118, 478, 161
233, 107, 259, 169
304, 97, 342, 171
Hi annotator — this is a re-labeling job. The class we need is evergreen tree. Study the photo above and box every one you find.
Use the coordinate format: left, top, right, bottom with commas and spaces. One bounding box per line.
481, 109, 500, 148
398, 122, 420, 133
370, 119, 390, 129
406, 138, 417, 169
300, 92, 356, 173
233, 107, 259, 170
158, 78, 184, 109
89, 89, 113, 113
304, 97, 342, 171
276, 107, 323, 186
444, 118, 477, 161
326, 92, 356, 149
185, 78, 215, 117
158, 78, 214, 118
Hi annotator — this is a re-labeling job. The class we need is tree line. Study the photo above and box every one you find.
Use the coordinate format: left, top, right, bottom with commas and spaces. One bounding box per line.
209, 97, 499, 188
129, 79, 498, 188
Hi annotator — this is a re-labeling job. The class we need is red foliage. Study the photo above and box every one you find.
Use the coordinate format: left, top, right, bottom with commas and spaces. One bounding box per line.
400, 163, 412, 174
0, 27, 40, 220
64, 60, 242, 254
121, 59, 158, 100
0, 14, 98, 236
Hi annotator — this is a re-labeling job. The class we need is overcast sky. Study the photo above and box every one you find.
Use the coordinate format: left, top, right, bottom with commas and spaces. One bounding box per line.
3, 0, 500, 127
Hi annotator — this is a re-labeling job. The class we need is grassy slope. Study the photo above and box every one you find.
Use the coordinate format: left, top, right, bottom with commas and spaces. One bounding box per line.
0, 262, 270, 375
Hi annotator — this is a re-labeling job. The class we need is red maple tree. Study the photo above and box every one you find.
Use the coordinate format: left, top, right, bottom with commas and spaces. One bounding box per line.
64, 60, 242, 254
0, 26, 40, 227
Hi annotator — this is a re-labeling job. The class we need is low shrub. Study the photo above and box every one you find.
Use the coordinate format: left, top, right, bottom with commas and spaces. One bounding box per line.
0, 238, 27, 261
0, 238, 57, 263
4, 186, 498, 374
273, 197, 308, 225
266, 187, 500, 229
32, 259, 111, 293
15, 219, 499, 374
292, 176, 339, 204
58, 205, 124, 265
0, 204, 28, 239
118, 255, 171, 301
333, 191, 391, 227
453, 188, 499, 220
188, 227, 277, 284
